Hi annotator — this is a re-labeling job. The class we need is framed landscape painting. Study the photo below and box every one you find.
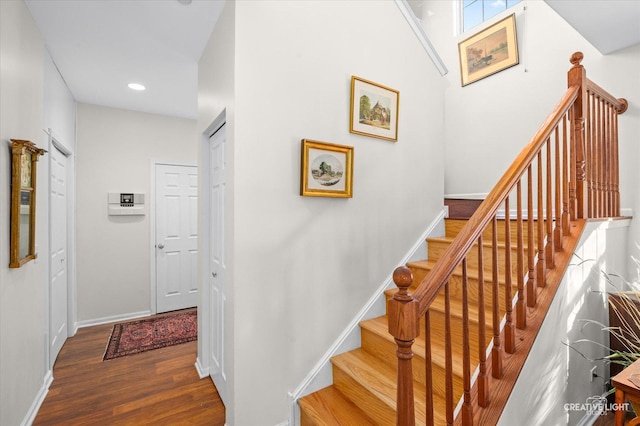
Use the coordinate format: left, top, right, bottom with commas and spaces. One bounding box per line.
350, 76, 399, 141
458, 14, 519, 86
300, 139, 353, 198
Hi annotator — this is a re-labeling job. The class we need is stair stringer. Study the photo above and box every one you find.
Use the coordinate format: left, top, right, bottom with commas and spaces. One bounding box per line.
289, 208, 447, 426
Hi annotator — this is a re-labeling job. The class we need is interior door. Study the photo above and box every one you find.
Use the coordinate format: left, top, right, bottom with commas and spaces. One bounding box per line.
50, 144, 68, 367
155, 164, 198, 313
209, 124, 227, 404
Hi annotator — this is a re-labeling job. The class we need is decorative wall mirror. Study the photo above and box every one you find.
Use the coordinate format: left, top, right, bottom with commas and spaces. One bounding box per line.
10, 139, 45, 268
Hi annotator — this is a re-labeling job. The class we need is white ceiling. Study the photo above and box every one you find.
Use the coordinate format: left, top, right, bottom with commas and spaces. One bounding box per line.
544, 0, 640, 55
24, 1, 638, 121
25, 0, 226, 120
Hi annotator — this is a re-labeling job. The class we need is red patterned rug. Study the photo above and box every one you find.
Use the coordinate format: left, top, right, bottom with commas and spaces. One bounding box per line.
103, 310, 197, 361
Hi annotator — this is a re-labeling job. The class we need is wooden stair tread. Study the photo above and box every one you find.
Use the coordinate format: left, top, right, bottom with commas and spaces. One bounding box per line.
406, 259, 518, 286
427, 235, 529, 251
331, 349, 447, 425
360, 316, 480, 376
299, 386, 377, 426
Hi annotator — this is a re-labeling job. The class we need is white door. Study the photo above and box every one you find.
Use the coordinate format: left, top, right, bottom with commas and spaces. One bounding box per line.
155, 164, 198, 313
50, 145, 68, 367
209, 124, 227, 404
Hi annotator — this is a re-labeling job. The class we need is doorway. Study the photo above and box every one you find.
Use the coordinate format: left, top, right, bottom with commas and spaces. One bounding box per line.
49, 141, 70, 367
153, 163, 198, 314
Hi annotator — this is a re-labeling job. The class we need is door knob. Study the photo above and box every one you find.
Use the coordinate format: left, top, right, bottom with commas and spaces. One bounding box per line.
158, 243, 165, 249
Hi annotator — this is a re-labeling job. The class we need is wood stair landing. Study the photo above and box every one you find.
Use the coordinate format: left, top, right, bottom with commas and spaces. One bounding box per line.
299, 218, 523, 425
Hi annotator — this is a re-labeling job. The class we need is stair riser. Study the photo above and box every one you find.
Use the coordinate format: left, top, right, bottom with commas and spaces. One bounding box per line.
427, 239, 531, 282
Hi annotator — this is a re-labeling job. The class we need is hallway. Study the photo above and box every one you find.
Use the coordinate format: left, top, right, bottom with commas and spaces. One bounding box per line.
34, 317, 224, 425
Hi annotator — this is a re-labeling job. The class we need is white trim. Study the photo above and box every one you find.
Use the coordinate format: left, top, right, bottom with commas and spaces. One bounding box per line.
75, 310, 151, 329
288, 208, 447, 426
149, 160, 198, 315
445, 192, 489, 200
21, 369, 53, 426
195, 358, 210, 379
394, 0, 448, 76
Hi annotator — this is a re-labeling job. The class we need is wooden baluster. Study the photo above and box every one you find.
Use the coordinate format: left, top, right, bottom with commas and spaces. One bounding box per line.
477, 235, 489, 407
504, 198, 515, 353
562, 112, 571, 235
491, 217, 503, 379
609, 103, 616, 216
461, 260, 473, 424
613, 102, 622, 216
554, 126, 563, 250
568, 52, 587, 219
597, 96, 604, 217
604, 102, 614, 217
586, 91, 593, 218
516, 181, 526, 330
388, 266, 418, 426
445, 280, 454, 426
537, 151, 546, 288
527, 165, 536, 307
545, 139, 555, 268
593, 97, 603, 217
424, 309, 433, 426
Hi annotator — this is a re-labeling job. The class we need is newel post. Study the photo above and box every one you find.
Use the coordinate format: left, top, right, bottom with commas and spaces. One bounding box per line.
568, 51, 588, 219
388, 266, 419, 426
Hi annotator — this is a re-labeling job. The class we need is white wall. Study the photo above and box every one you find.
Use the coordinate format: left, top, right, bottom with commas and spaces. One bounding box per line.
196, 0, 236, 412
0, 1, 48, 424
76, 104, 197, 323
499, 219, 630, 425
197, 1, 447, 424
420, 0, 639, 203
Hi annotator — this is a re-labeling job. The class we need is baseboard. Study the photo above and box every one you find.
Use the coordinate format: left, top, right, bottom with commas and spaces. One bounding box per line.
21, 369, 53, 426
444, 192, 489, 200
75, 310, 152, 329
195, 358, 209, 379
288, 208, 447, 426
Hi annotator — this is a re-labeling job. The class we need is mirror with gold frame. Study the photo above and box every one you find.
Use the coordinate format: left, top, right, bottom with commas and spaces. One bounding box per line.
10, 139, 45, 268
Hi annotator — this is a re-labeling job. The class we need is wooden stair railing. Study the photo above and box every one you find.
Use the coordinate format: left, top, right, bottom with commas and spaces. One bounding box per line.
388, 52, 628, 426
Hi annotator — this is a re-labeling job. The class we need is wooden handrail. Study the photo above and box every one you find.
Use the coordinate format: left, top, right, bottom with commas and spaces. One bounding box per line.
388, 52, 628, 426
411, 84, 579, 316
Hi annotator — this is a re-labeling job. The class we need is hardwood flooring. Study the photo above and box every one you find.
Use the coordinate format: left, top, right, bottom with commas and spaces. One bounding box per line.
34, 316, 225, 425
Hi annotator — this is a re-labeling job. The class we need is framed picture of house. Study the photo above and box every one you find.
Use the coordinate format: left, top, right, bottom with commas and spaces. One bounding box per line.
300, 139, 353, 198
458, 14, 519, 86
350, 76, 399, 141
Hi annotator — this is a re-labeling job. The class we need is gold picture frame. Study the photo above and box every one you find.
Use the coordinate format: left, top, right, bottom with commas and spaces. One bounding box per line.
300, 139, 353, 198
10, 139, 45, 268
458, 14, 519, 87
350, 76, 399, 141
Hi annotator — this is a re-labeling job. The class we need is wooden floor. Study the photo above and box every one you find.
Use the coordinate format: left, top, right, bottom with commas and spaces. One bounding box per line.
34, 315, 225, 425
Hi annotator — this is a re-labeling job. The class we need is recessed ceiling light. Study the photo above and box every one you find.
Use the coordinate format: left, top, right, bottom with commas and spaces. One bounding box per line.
128, 83, 146, 91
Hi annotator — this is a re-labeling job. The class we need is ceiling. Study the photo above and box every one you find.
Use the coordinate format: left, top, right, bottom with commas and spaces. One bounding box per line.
24, 1, 638, 121
25, 0, 226, 120
545, 0, 640, 55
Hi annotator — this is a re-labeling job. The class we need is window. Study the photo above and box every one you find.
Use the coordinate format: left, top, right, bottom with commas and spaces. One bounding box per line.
462, 0, 522, 32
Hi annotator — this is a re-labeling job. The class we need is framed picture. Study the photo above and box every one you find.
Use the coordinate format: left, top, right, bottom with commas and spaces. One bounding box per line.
350, 76, 399, 141
458, 14, 519, 86
300, 139, 353, 198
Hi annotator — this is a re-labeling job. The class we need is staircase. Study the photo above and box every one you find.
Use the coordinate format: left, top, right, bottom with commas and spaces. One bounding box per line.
298, 52, 627, 425
299, 218, 528, 425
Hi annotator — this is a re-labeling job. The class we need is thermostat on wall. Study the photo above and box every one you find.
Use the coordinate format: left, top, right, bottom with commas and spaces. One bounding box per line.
108, 192, 145, 216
